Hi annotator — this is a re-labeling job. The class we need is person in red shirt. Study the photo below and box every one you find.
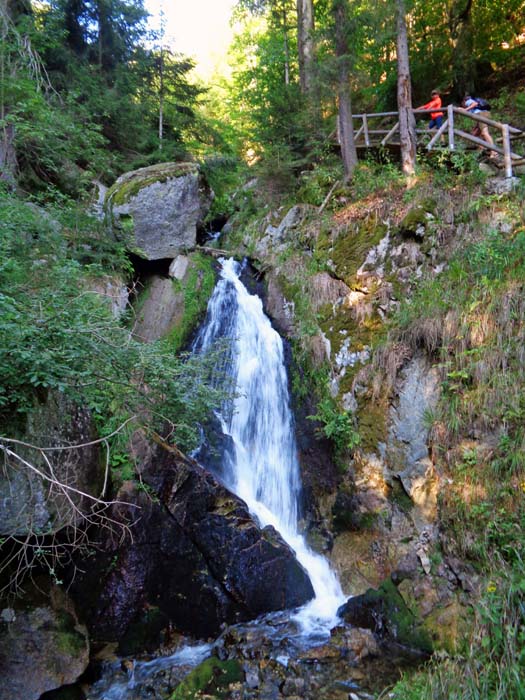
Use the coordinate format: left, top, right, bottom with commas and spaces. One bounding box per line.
417, 89, 444, 129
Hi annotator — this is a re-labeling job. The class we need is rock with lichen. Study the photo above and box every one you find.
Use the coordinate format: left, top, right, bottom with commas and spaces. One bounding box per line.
105, 162, 213, 260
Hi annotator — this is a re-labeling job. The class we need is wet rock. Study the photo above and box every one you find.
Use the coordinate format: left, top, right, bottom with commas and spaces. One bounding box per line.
69, 446, 314, 643
266, 273, 295, 336
0, 586, 89, 700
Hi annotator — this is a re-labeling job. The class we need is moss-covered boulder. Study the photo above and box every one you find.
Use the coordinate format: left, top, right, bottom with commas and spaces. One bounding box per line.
0, 586, 89, 700
170, 656, 243, 700
105, 162, 213, 260
337, 578, 433, 654
0, 392, 102, 538
396, 199, 436, 239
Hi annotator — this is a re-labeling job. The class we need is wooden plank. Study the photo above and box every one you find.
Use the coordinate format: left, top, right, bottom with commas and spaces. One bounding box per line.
353, 111, 398, 118
453, 129, 521, 158
426, 119, 449, 150
381, 121, 399, 146
354, 123, 364, 143
453, 106, 522, 133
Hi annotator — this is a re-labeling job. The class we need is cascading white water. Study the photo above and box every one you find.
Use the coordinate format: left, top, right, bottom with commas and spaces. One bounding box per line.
193, 258, 345, 635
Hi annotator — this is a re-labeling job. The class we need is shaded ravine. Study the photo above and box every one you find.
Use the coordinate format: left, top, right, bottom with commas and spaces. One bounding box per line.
192, 257, 345, 634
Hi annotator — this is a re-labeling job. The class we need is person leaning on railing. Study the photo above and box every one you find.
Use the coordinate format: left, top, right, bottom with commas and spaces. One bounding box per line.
416, 89, 444, 130
461, 95, 496, 157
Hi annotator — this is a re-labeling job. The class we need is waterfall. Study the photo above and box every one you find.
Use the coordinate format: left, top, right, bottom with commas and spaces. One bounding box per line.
193, 258, 345, 635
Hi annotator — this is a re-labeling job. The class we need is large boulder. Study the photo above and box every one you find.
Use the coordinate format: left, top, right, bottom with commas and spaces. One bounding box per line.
0, 586, 89, 700
70, 446, 314, 645
105, 162, 213, 260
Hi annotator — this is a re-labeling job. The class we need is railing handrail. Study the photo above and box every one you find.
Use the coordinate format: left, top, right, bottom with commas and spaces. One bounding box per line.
353, 107, 522, 135
347, 106, 524, 178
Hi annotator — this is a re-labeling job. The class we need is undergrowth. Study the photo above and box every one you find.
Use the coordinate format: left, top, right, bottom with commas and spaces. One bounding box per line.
380, 185, 525, 699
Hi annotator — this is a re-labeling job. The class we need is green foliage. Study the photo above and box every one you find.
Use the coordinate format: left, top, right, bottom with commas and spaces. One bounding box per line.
308, 398, 360, 452
385, 565, 525, 700
200, 154, 246, 220
0, 191, 229, 459
296, 159, 342, 206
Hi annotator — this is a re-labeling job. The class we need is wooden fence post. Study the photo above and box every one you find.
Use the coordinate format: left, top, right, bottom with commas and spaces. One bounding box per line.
448, 105, 455, 150
502, 124, 513, 178
363, 114, 370, 147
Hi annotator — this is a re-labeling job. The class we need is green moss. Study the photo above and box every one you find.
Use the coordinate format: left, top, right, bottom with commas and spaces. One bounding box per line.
422, 597, 471, 654
55, 612, 86, 656
164, 252, 216, 352
377, 578, 433, 653
319, 304, 383, 359
357, 396, 388, 452
106, 162, 198, 207
396, 199, 436, 237
170, 657, 243, 700
328, 219, 387, 287
390, 477, 414, 514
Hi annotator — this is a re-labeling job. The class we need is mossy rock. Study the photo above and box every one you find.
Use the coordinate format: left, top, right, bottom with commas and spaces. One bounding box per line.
422, 597, 471, 654
396, 199, 437, 239
327, 219, 388, 287
170, 656, 243, 700
356, 396, 389, 452
338, 578, 433, 654
105, 162, 213, 261
106, 162, 198, 207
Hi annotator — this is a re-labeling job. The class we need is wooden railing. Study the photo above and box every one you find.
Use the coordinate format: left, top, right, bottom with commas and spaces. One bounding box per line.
350, 106, 524, 178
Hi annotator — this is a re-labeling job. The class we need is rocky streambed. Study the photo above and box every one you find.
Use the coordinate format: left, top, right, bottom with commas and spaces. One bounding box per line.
85, 607, 425, 700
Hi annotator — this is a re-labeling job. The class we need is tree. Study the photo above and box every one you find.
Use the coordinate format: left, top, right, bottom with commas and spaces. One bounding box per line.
297, 0, 315, 94
396, 0, 416, 175
332, 0, 358, 180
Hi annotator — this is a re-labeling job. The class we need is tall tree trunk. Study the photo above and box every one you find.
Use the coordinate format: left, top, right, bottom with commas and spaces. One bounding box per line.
282, 5, 290, 85
158, 4, 165, 150
333, 0, 357, 180
0, 0, 29, 185
297, 0, 315, 94
396, 0, 417, 176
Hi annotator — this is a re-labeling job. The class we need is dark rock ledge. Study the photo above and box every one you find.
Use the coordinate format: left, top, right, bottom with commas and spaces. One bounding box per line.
69, 444, 314, 647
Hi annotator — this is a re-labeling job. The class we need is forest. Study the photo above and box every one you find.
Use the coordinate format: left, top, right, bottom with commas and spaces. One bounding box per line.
1, 0, 525, 699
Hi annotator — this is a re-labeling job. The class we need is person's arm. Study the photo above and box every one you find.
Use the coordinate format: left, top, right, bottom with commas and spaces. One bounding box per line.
463, 99, 478, 112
